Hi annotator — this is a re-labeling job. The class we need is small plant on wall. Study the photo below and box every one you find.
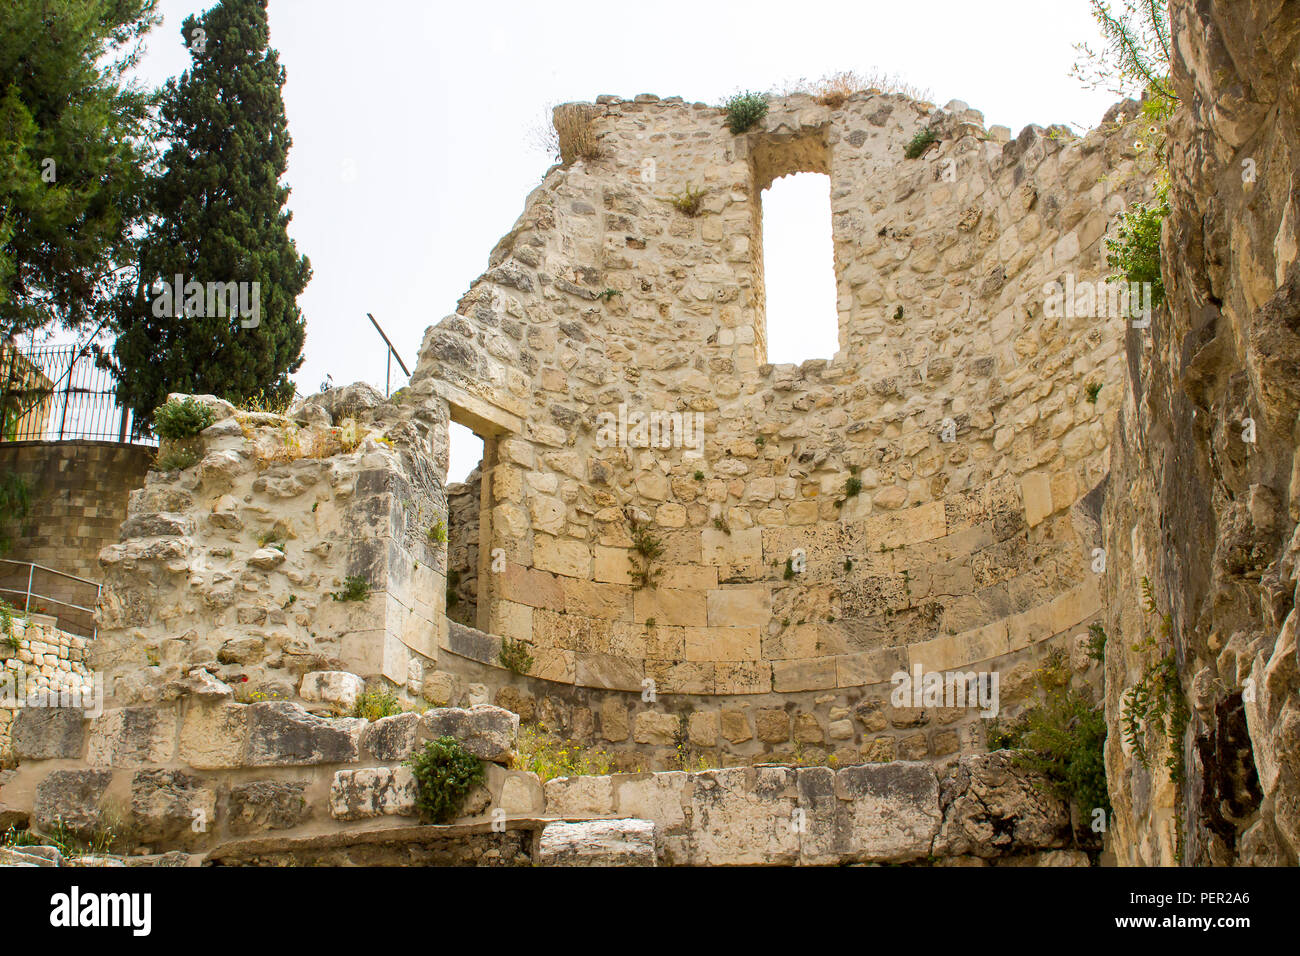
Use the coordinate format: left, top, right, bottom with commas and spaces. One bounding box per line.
904, 128, 939, 159
427, 519, 448, 544
498, 636, 534, 675
669, 184, 706, 217
723, 91, 768, 133
332, 575, 370, 602
626, 511, 664, 589
406, 736, 485, 823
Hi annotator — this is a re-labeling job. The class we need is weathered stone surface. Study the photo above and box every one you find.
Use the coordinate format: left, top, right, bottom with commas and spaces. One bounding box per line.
87, 706, 175, 767
244, 702, 365, 766
227, 781, 311, 835
835, 762, 942, 862
418, 705, 518, 763
537, 818, 657, 866
299, 671, 366, 711
33, 770, 112, 839
329, 766, 419, 821
129, 769, 217, 848
544, 774, 616, 816
935, 752, 1069, 858
12, 707, 86, 760
361, 712, 421, 761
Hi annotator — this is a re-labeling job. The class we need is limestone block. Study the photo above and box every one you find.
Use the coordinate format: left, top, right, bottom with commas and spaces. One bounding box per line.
685, 767, 799, 865
418, 704, 519, 763
705, 587, 771, 627
244, 702, 366, 766
498, 771, 544, 815
614, 771, 689, 829
179, 701, 247, 769
683, 626, 760, 662
227, 781, 311, 835
361, 712, 422, 761
87, 706, 176, 768
544, 774, 616, 816
537, 819, 657, 866
299, 671, 366, 711
835, 762, 941, 862
129, 769, 217, 848
934, 751, 1070, 858
33, 769, 113, 839
329, 766, 419, 820
12, 707, 86, 760
633, 711, 679, 745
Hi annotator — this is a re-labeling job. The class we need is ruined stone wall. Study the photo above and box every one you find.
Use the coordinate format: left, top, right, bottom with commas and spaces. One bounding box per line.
445, 467, 481, 628
0, 683, 1086, 866
91, 387, 450, 709
412, 90, 1155, 762
1101, 0, 1300, 866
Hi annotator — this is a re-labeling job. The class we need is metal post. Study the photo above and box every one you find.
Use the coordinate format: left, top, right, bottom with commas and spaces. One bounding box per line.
24, 563, 33, 615
57, 351, 74, 440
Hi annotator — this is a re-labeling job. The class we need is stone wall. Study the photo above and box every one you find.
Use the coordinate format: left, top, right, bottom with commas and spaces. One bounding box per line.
90, 386, 450, 709
445, 466, 481, 628
0, 681, 1087, 866
1101, 0, 1300, 866
0, 441, 153, 582
0, 614, 95, 769
401, 89, 1153, 762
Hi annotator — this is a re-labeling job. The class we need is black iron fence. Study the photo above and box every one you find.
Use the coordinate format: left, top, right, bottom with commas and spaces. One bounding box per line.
0, 342, 152, 444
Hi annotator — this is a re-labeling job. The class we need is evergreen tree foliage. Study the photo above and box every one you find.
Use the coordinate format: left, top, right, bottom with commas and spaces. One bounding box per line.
0, 0, 159, 338
111, 0, 309, 424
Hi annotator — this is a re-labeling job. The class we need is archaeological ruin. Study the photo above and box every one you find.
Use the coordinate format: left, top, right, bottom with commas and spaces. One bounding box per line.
0, 0, 1295, 870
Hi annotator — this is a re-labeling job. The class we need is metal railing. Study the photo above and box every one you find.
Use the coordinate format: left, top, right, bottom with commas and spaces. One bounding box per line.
1, 342, 153, 444
0, 559, 102, 639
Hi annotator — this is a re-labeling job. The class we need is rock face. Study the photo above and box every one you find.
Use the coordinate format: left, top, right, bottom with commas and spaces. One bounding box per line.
1101, 0, 1300, 865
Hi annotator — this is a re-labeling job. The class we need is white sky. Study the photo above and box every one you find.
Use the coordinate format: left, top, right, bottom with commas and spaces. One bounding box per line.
110, 0, 1121, 481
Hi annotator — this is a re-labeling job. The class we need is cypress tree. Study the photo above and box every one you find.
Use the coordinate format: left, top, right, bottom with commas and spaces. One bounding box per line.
112, 0, 309, 424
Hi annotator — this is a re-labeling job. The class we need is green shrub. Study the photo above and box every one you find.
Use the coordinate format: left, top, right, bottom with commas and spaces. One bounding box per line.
155, 444, 201, 472
498, 636, 534, 675
1105, 180, 1169, 306
427, 519, 448, 544
625, 512, 664, 588
154, 397, 216, 439
1086, 622, 1107, 663
723, 91, 768, 134
904, 128, 938, 159
1085, 381, 1103, 404
332, 575, 370, 602
406, 736, 485, 823
991, 649, 1110, 819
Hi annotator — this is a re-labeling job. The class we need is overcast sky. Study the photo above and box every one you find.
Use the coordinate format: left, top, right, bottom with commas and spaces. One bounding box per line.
114, 0, 1121, 480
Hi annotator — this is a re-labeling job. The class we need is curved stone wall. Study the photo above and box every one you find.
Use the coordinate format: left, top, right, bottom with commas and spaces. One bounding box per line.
410, 91, 1155, 718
